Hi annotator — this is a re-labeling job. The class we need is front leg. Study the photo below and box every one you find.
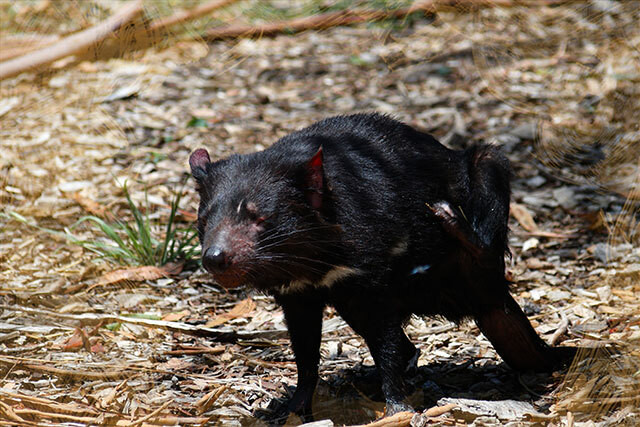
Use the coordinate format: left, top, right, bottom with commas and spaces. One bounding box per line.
401, 333, 420, 375
275, 293, 325, 421
333, 297, 413, 415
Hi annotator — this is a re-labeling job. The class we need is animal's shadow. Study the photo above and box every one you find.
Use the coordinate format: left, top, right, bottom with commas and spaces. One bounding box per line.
252, 359, 562, 425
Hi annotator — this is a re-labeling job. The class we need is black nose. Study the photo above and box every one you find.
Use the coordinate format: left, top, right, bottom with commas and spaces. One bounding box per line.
202, 247, 229, 272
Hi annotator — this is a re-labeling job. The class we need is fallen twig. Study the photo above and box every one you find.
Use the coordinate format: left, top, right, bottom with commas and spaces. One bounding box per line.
100, 377, 134, 408
148, 0, 239, 32
0, 304, 288, 341
73, 0, 241, 62
0, 400, 28, 424
13, 408, 98, 424
0, 0, 144, 81
0, 390, 99, 416
355, 403, 459, 427
355, 411, 414, 427
204, 0, 575, 41
204, 6, 419, 41
87, 262, 183, 291
236, 354, 296, 369
549, 310, 570, 346
0, 359, 128, 381
126, 416, 211, 425
127, 400, 172, 427
195, 385, 229, 415
0, 35, 61, 62
0, 0, 577, 80
424, 403, 458, 417
164, 345, 226, 356
0, 343, 48, 354
514, 230, 579, 239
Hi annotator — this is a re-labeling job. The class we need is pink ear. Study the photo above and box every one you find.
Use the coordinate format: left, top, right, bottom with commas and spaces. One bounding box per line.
306, 146, 323, 210
189, 148, 210, 177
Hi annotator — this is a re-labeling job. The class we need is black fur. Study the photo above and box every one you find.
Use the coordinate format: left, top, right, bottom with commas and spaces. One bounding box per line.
190, 113, 574, 420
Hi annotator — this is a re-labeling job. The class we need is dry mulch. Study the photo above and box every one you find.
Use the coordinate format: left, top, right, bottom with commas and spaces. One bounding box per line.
1, 1, 639, 426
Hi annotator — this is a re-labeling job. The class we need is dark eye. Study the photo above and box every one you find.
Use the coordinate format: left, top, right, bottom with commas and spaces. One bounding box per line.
245, 202, 265, 224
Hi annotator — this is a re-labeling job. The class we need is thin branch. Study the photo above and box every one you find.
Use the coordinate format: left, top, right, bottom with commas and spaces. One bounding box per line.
0, 400, 28, 425
204, 0, 576, 41
354, 411, 414, 427
13, 408, 99, 424
204, 7, 421, 41
127, 401, 172, 427
0, 390, 99, 416
1, 304, 289, 341
0, 35, 61, 62
0, 0, 144, 81
148, 0, 239, 32
550, 310, 570, 346
0, 359, 127, 381
77, 0, 240, 62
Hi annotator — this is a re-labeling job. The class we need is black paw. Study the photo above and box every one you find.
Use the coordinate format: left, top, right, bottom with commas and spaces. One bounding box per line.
252, 385, 314, 425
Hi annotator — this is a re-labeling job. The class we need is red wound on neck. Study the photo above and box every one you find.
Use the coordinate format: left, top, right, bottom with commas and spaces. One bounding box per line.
306, 146, 324, 210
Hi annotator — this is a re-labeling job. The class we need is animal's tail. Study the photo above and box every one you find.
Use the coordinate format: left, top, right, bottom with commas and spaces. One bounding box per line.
475, 289, 577, 371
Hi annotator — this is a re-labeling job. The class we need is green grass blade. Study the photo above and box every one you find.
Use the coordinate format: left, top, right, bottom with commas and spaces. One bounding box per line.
4, 180, 202, 269
161, 191, 182, 264
75, 216, 132, 256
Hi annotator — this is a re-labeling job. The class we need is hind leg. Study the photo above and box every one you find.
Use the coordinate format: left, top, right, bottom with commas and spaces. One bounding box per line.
400, 333, 420, 374
432, 201, 575, 371
276, 293, 325, 421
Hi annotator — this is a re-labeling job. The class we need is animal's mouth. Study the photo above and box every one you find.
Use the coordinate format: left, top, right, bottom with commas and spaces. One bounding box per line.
208, 266, 247, 289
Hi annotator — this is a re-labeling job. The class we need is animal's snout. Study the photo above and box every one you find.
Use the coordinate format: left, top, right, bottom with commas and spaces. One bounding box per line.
202, 246, 231, 272
199, 219, 260, 287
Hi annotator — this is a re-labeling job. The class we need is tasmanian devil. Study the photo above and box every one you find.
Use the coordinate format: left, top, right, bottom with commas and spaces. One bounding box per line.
189, 113, 575, 419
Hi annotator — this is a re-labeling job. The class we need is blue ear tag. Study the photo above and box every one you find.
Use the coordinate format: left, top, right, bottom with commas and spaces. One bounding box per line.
410, 264, 431, 275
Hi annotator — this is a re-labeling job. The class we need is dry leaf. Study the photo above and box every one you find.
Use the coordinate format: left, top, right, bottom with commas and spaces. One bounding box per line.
90, 262, 183, 289
510, 202, 539, 232
195, 385, 229, 414
178, 209, 198, 222
159, 358, 194, 371
205, 298, 256, 327
522, 237, 539, 252
62, 329, 87, 351
581, 210, 607, 231
68, 192, 115, 221
90, 342, 105, 353
162, 309, 190, 322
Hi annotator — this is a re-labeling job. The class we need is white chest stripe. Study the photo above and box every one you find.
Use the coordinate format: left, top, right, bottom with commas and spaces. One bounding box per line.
390, 239, 408, 256
279, 266, 361, 295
